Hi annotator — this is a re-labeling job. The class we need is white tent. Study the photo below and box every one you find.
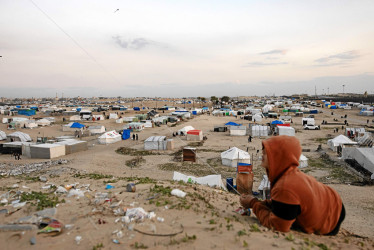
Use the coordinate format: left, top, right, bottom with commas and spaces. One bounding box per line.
98, 130, 121, 144
30, 144, 65, 159
221, 147, 251, 168
36, 118, 51, 126
8, 131, 32, 142
92, 115, 105, 121
298, 154, 308, 168
230, 126, 246, 136
144, 136, 167, 150
173, 171, 225, 189
252, 113, 263, 122
327, 135, 357, 152
278, 126, 295, 136
109, 113, 118, 119
178, 126, 195, 135
69, 115, 81, 121
23, 120, 38, 129
250, 125, 269, 137
0, 130, 6, 140
123, 122, 145, 131
88, 125, 105, 134
342, 148, 374, 174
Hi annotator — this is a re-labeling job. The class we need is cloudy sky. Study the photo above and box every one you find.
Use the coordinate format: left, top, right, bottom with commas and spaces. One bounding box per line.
1, 0, 374, 98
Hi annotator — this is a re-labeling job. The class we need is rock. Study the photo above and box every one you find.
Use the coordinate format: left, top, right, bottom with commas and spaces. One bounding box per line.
30, 236, 36, 245
16, 216, 40, 224
39, 176, 48, 182
35, 208, 57, 217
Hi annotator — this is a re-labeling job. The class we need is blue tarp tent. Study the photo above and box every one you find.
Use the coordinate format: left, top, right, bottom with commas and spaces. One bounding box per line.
76, 108, 82, 112
330, 105, 337, 109
17, 109, 36, 116
192, 111, 197, 115
70, 122, 85, 128
271, 120, 283, 125
225, 122, 241, 126
122, 129, 131, 140
310, 109, 318, 114
133, 107, 140, 111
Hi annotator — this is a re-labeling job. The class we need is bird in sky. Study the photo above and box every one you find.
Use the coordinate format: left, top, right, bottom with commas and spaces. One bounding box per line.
114, 9, 119, 13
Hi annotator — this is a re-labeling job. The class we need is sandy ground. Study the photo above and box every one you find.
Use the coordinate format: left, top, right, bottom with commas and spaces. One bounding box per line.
0, 104, 373, 249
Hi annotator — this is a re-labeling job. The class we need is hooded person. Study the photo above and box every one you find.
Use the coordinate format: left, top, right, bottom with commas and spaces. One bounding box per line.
240, 135, 345, 235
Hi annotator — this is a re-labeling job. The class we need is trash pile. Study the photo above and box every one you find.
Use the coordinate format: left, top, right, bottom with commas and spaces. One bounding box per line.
0, 159, 72, 176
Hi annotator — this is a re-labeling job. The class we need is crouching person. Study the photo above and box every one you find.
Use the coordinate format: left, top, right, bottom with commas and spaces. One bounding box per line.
240, 135, 345, 235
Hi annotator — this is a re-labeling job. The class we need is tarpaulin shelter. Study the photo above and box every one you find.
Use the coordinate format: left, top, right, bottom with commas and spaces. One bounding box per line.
122, 129, 131, 140
70, 122, 85, 129
8, 131, 32, 142
327, 135, 357, 152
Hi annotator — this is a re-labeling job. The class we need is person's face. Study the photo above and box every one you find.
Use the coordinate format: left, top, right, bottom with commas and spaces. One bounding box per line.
261, 148, 269, 170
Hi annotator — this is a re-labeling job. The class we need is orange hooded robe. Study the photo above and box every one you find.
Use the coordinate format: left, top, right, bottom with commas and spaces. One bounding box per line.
249, 135, 344, 234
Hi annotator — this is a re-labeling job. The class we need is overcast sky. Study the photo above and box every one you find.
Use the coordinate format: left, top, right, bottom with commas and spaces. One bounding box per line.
1, 0, 374, 98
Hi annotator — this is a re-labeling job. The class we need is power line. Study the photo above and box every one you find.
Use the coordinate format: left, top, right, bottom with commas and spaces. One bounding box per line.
28, 0, 121, 84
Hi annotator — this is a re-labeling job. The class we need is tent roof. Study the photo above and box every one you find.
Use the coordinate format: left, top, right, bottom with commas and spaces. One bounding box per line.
178, 126, 195, 133
98, 130, 120, 138
221, 147, 250, 160
70, 122, 85, 128
271, 120, 283, 124
329, 135, 357, 145
8, 131, 32, 142
145, 136, 166, 142
225, 122, 240, 126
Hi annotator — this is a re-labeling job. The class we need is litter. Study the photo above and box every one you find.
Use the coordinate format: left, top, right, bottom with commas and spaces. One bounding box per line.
13, 201, 26, 208
112, 239, 120, 244
67, 189, 85, 198
105, 184, 115, 190
125, 207, 149, 222
38, 219, 63, 235
171, 189, 186, 198
157, 217, 164, 222
234, 207, 251, 216
55, 186, 68, 194
75, 235, 82, 245
30, 236, 36, 245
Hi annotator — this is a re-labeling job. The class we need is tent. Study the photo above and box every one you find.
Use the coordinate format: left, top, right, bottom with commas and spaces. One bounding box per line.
144, 136, 167, 150
327, 135, 357, 152
186, 130, 203, 141
225, 122, 241, 126
122, 129, 131, 140
271, 120, 283, 125
92, 115, 105, 121
277, 126, 295, 136
0, 130, 6, 140
178, 126, 195, 135
123, 122, 145, 131
7, 131, 32, 142
342, 148, 374, 174
55, 139, 88, 155
252, 113, 263, 122
221, 147, 251, 168
36, 118, 51, 126
69, 115, 81, 121
98, 130, 121, 144
70, 122, 85, 129
88, 125, 105, 134
250, 125, 269, 137
298, 154, 308, 168
173, 171, 225, 189
30, 144, 65, 159
230, 126, 246, 136
109, 113, 118, 119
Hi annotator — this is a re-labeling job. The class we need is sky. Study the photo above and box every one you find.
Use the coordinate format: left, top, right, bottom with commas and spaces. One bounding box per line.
1, 0, 374, 98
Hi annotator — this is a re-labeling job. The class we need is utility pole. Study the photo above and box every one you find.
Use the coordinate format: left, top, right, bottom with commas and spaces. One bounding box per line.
342, 84, 345, 95
314, 86, 317, 97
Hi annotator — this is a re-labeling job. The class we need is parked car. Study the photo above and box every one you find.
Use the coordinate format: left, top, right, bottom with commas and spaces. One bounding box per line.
303, 124, 320, 130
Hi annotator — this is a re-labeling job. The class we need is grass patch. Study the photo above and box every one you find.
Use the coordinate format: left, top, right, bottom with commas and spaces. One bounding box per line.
308, 155, 361, 183
73, 173, 113, 180
116, 147, 162, 156
125, 156, 146, 168
187, 141, 204, 147
157, 161, 236, 178
314, 137, 330, 143
20, 191, 65, 211
249, 223, 261, 232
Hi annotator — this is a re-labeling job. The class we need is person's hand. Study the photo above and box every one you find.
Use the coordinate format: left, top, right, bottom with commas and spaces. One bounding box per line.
240, 194, 256, 209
